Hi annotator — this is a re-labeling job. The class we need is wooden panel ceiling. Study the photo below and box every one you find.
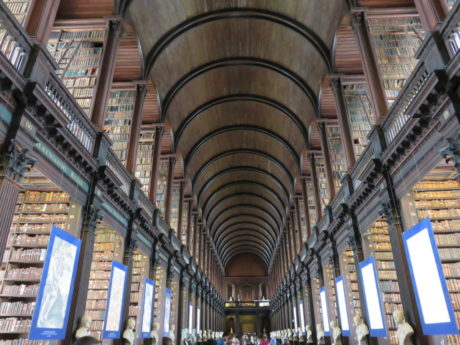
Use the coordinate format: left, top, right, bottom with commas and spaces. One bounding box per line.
113, 24, 143, 82
357, 0, 414, 7
334, 16, 363, 74
56, 0, 114, 20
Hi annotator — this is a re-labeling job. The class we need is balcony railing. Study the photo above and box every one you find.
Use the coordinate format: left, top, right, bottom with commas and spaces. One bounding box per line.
224, 300, 271, 308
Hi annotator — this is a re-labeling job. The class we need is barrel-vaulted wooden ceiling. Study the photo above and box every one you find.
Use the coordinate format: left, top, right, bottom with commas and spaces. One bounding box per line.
56, 0, 415, 270
125, 0, 346, 269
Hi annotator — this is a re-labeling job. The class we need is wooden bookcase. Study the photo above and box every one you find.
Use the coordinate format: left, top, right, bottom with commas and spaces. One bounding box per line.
129, 249, 149, 340
84, 224, 124, 340
367, 15, 425, 105
306, 180, 317, 230
326, 125, 347, 191
156, 160, 169, 216
104, 89, 136, 165
407, 163, 460, 345
298, 198, 308, 243
342, 83, 375, 158
180, 200, 189, 245
315, 156, 329, 209
170, 182, 180, 233
339, 246, 361, 318
3, 0, 33, 25
47, 29, 106, 115
362, 217, 401, 345
0, 173, 79, 345
135, 126, 155, 195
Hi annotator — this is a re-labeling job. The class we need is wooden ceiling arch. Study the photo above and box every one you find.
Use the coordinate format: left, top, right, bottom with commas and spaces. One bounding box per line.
127, 0, 346, 266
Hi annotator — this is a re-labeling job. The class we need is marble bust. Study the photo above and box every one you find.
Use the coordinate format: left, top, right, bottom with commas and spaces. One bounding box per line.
305, 325, 313, 344
354, 315, 369, 345
316, 323, 325, 345
75, 315, 91, 339
393, 310, 414, 345
123, 318, 136, 345
330, 321, 342, 345
151, 322, 160, 345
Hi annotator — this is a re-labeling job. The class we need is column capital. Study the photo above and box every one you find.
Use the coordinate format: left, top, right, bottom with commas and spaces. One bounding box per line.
0, 140, 36, 182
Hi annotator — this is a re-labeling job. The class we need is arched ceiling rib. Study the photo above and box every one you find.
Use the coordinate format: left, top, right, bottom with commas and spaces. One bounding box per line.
128, 0, 345, 270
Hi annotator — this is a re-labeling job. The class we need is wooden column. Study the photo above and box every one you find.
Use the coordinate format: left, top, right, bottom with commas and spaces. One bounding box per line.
25, 0, 61, 43
164, 157, 176, 223
91, 19, 124, 129
318, 122, 335, 200
414, 0, 448, 32
177, 181, 185, 241
330, 77, 356, 169
126, 82, 148, 174
148, 126, 163, 202
85, 28, 120, 125
185, 198, 192, 246
309, 153, 322, 220
351, 11, 388, 122
301, 177, 312, 239
294, 200, 303, 248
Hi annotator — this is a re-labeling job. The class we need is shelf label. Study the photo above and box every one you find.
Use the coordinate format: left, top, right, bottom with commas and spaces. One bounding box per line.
335, 276, 350, 336
103, 260, 128, 339
319, 287, 330, 336
141, 278, 155, 338
359, 257, 387, 337
29, 226, 81, 340
403, 218, 459, 335
188, 302, 194, 335
163, 288, 172, 337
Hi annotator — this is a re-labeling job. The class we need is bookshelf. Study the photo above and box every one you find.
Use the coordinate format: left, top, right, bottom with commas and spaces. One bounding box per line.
104, 89, 136, 165
367, 16, 425, 104
343, 83, 375, 158
306, 180, 317, 229
129, 249, 149, 339
3, 0, 32, 25
315, 157, 330, 209
85, 224, 124, 340
447, 0, 458, 10
135, 127, 156, 195
170, 183, 180, 233
409, 163, 460, 345
362, 217, 400, 345
323, 261, 337, 325
153, 265, 166, 334
298, 198, 308, 242
0, 174, 78, 345
156, 160, 169, 216
180, 200, 189, 245
46, 29, 106, 115
310, 272, 322, 335
338, 246, 361, 324
326, 125, 347, 190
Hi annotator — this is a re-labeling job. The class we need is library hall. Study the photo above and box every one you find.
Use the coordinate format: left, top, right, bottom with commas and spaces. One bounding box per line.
1, 0, 460, 345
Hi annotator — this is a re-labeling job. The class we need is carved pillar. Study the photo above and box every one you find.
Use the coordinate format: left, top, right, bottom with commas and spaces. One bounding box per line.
330, 77, 356, 169
381, 169, 430, 345
185, 198, 193, 246
26, 0, 61, 43
148, 126, 164, 202
351, 12, 388, 122
0, 141, 35, 261
317, 122, 335, 200
178, 270, 190, 345
91, 19, 124, 129
308, 154, 322, 220
121, 229, 137, 327
165, 157, 176, 223
414, 0, 448, 32
304, 270, 317, 345
126, 82, 148, 174
301, 177, 312, 239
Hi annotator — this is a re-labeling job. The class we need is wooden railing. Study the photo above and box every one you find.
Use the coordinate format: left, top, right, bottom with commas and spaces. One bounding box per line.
106, 148, 132, 196
0, 2, 31, 72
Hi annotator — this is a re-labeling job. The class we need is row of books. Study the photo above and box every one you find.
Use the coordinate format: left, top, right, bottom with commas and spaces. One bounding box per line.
0, 302, 34, 316
418, 209, 460, 218
0, 339, 46, 345
12, 214, 67, 222
3, 0, 30, 25
63, 78, 97, 88
0, 284, 39, 297
8, 249, 46, 262
415, 199, 460, 208
0, 318, 31, 333
4, 267, 41, 280
414, 189, 460, 199
17, 191, 69, 203
15, 203, 68, 213
10, 235, 49, 247
436, 234, 460, 246
442, 263, 460, 277
49, 30, 105, 41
